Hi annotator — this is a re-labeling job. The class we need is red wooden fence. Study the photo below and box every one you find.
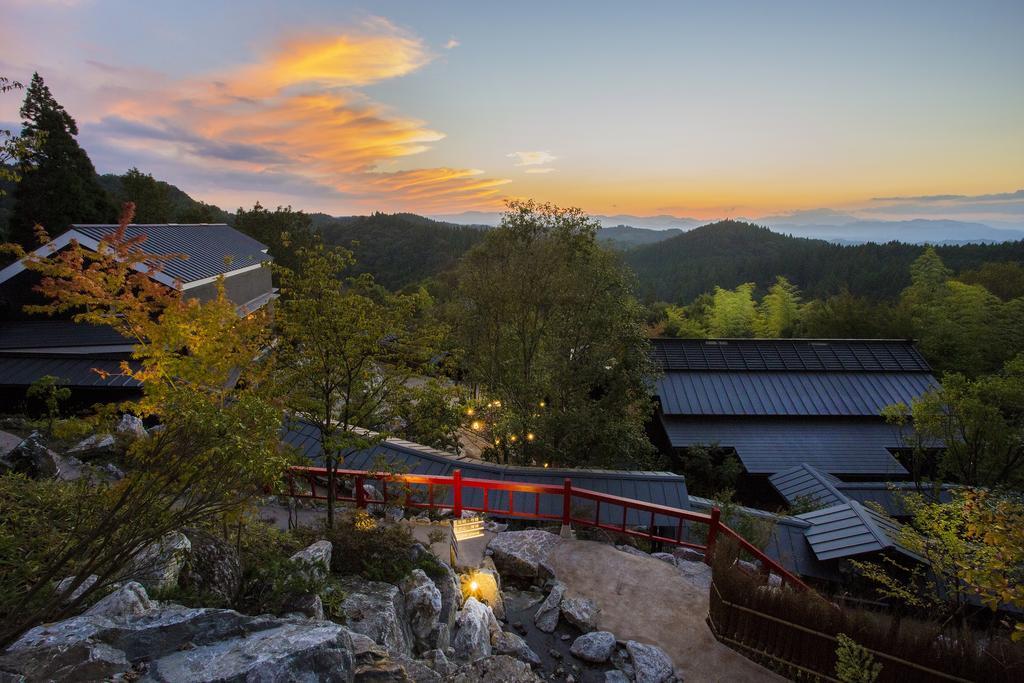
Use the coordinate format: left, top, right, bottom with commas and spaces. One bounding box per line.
283, 465, 812, 592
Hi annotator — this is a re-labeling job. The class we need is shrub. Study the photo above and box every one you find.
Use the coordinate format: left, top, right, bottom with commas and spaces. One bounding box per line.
835, 634, 882, 683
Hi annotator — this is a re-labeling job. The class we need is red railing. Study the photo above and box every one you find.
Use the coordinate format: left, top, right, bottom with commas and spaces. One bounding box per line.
283, 465, 812, 593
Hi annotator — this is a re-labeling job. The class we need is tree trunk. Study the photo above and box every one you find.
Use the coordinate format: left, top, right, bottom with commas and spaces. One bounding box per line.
327, 458, 336, 528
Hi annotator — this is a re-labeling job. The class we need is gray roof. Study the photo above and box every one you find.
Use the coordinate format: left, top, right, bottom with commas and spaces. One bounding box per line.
72, 224, 270, 285
655, 371, 937, 417
688, 495, 838, 582
0, 320, 130, 350
661, 416, 909, 476
796, 501, 921, 562
283, 419, 689, 525
0, 355, 141, 388
770, 463, 956, 516
769, 464, 848, 509
651, 338, 931, 372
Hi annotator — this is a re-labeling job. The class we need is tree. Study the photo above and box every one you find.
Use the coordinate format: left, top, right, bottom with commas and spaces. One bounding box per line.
1, 77, 42, 192
958, 261, 1024, 301
756, 276, 802, 337
117, 167, 172, 223
453, 200, 655, 468
889, 356, 1024, 488
9, 73, 114, 248
25, 375, 70, 435
273, 244, 445, 526
661, 304, 707, 337
707, 283, 758, 337
0, 205, 283, 647
234, 203, 320, 279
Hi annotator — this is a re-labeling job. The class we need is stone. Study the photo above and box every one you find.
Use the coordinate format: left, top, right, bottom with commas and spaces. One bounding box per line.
502, 587, 545, 614
672, 547, 705, 564
290, 539, 333, 582
569, 631, 616, 663
2, 431, 61, 478
0, 640, 130, 682
431, 560, 460, 646
363, 483, 386, 516
615, 544, 649, 558
533, 581, 565, 633
767, 573, 783, 589
284, 592, 324, 620
605, 671, 631, 683
85, 581, 153, 621
402, 569, 443, 654
625, 640, 676, 683
66, 433, 118, 459
651, 552, 677, 566
420, 649, 455, 677
491, 630, 541, 668
384, 505, 405, 524
486, 530, 560, 581
130, 531, 192, 592
55, 574, 99, 604
560, 596, 599, 632
339, 576, 414, 657
735, 558, 759, 575
448, 655, 542, 682
675, 559, 712, 591
100, 462, 126, 480
179, 528, 242, 604
116, 414, 147, 439
451, 597, 498, 661
463, 565, 504, 620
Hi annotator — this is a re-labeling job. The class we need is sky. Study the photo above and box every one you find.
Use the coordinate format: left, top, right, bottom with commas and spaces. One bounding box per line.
1, 0, 1022, 223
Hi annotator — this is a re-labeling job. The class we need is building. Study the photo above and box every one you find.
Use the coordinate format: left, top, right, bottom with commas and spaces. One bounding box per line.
0, 223, 273, 405
647, 338, 940, 501
283, 419, 691, 525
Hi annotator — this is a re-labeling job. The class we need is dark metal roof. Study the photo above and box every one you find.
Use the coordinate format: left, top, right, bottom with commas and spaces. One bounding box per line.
283, 419, 689, 525
769, 464, 848, 509
796, 501, 921, 562
661, 416, 909, 476
0, 355, 141, 388
72, 224, 270, 285
651, 338, 931, 373
655, 371, 937, 417
0, 320, 131, 350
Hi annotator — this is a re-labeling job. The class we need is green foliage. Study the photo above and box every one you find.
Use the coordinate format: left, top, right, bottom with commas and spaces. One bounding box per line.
272, 243, 446, 525
390, 378, 464, 453
112, 168, 173, 223
675, 444, 742, 497
453, 199, 655, 468
9, 73, 115, 247
25, 374, 70, 434
319, 212, 486, 291
755, 276, 802, 337
835, 634, 882, 683
958, 261, 1024, 301
660, 304, 707, 337
234, 203, 320, 278
1, 77, 42, 199
707, 283, 758, 337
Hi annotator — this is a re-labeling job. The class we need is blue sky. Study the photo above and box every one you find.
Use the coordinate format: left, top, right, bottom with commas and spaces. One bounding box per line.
1, 0, 1021, 222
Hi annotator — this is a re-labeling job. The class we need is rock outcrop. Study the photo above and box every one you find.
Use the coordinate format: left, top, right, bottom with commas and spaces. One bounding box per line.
486, 530, 559, 582
402, 569, 443, 654
451, 597, 499, 661
0, 431, 61, 478
338, 576, 414, 658
116, 414, 147, 439
560, 595, 598, 632
533, 581, 565, 633
179, 528, 241, 604
625, 640, 677, 683
1, 583, 357, 683
447, 654, 542, 683
130, 532, 192, 592
290, 539, 333, 582
66, 433, 118, 460
491, 630, 541, 668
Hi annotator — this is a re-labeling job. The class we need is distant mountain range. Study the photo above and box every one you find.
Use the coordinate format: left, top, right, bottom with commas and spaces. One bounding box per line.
431, 210, 1024, 246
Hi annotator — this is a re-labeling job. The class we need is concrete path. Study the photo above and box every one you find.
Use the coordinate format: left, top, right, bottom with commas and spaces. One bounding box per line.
545, 538, 784, 683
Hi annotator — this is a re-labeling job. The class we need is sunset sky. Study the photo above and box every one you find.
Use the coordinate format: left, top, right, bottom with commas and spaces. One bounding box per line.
1, 0, 1022, 223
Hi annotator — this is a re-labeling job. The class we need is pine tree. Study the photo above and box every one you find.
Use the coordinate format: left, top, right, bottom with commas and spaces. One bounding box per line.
9, 73, 115, 248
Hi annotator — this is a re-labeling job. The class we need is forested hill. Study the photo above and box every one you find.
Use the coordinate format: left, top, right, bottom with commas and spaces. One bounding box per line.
317, 213, 487, 291
623, 220, 1024, 302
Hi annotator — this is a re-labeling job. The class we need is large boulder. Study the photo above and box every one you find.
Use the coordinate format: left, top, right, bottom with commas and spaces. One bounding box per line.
570, 631, 616, 663
560, 595, 599, 632
290, 540, 333, 583
338, 576, 413, 658
486, 530, 559, 582
533, 581, 565, 633
401, 569, 442, 654
451, 597, 498, 661
4, 583, 357, 682
625, 640, 677, 683
179, 528, 241, 604
675, 559, 712, 590
1, 431, 61, 478
66, 433, 118, 460
116, 414, 147, 439
491, 631, 540, 668
430, 560, 460, 651
129, 532, 192, 592
54, 574, 98, 605
469, 559, 505, 619
448, 655, 542, 683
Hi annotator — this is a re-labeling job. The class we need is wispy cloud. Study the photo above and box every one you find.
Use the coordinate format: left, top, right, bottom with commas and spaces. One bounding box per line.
507, 150, 557, 167
444, 38, 460, 49
524, 167, 555, 174
16, 17, 508, 213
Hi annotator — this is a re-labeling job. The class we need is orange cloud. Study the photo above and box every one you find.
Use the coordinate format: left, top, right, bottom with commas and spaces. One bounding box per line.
92, 19, 508, 213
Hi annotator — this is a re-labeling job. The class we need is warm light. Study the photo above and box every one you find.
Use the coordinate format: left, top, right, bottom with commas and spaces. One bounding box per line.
494, 438, 501, 445
543, 462, 549, 468
526, 432, 535, 441
465, 407, 475, 416
469, 580, 479, 592
470, 420, 484, 431
493, 400, 502, 408
539, 401, 545, 408
509, 435, 517, 442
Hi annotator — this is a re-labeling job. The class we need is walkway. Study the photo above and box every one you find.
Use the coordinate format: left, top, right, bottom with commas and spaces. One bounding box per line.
545, 538, 784, 682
